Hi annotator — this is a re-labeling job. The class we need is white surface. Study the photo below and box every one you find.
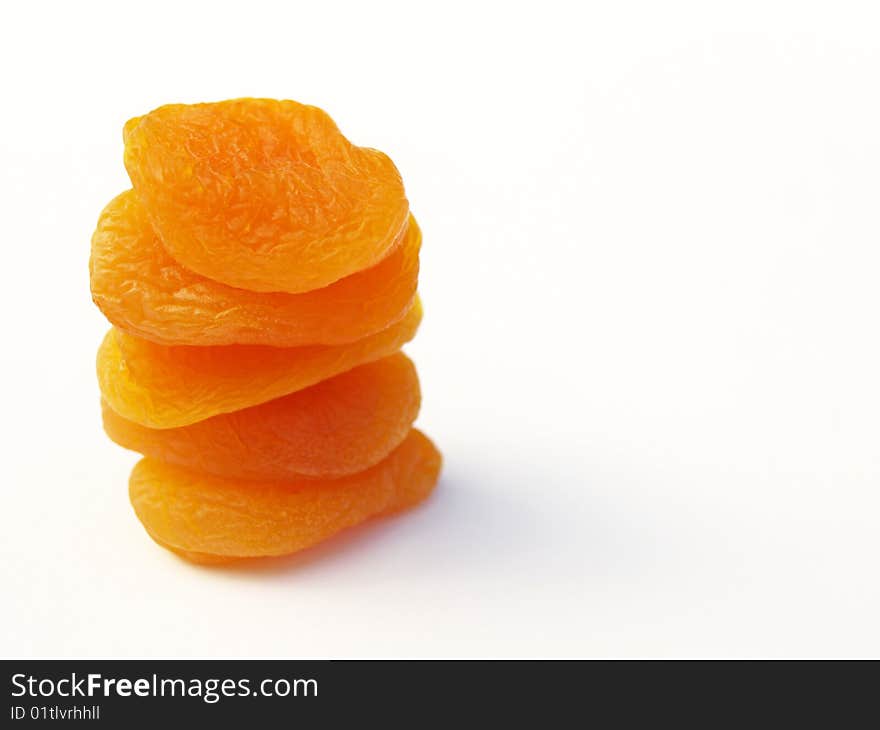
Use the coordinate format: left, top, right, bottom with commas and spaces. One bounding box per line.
2, 1, 879, 658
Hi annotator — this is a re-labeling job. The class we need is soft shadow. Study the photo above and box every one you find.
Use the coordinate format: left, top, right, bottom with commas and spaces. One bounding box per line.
179, 453, 569, 579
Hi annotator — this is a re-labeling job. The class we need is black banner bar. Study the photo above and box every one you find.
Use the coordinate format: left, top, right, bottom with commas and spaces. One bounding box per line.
3, 659, 876, 724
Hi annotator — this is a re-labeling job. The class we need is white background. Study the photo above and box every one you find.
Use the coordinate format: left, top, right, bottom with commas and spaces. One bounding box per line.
2, 1, 879, 658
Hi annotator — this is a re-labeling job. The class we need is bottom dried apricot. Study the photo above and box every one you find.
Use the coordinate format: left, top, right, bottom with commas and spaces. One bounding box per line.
130, 429, 441, 563
102, 353, 420, 480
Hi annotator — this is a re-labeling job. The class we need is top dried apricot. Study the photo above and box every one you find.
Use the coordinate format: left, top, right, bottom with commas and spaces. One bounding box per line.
123, 98, 409, 294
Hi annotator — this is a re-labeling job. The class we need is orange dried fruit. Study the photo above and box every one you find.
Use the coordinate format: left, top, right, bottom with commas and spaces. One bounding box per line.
102, 353, 421, 480
97, 298, 422, 429
130, 429, 442, 563
124, 98, 408, 294
90, 190, 420, 347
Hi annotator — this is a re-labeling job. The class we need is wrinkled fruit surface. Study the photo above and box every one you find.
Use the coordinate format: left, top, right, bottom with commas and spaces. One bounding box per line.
98, 298, 422, 429
124, 99, 409, 293
93, 97, 440, 565
103, 353, 420, 480
130, 429, 441, 563
90, 190, 420, 347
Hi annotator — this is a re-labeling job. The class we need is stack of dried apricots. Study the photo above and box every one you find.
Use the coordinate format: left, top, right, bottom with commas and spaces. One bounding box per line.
90, 99, 441, 565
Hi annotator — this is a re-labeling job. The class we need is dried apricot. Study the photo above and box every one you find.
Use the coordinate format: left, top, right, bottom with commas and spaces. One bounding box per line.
130, 429, 441, 563
90, 190, 420, 347
124, 99, 408, 293
102, 353, 420, 480
97, 298, 422, 428
92, 96, 441, 567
